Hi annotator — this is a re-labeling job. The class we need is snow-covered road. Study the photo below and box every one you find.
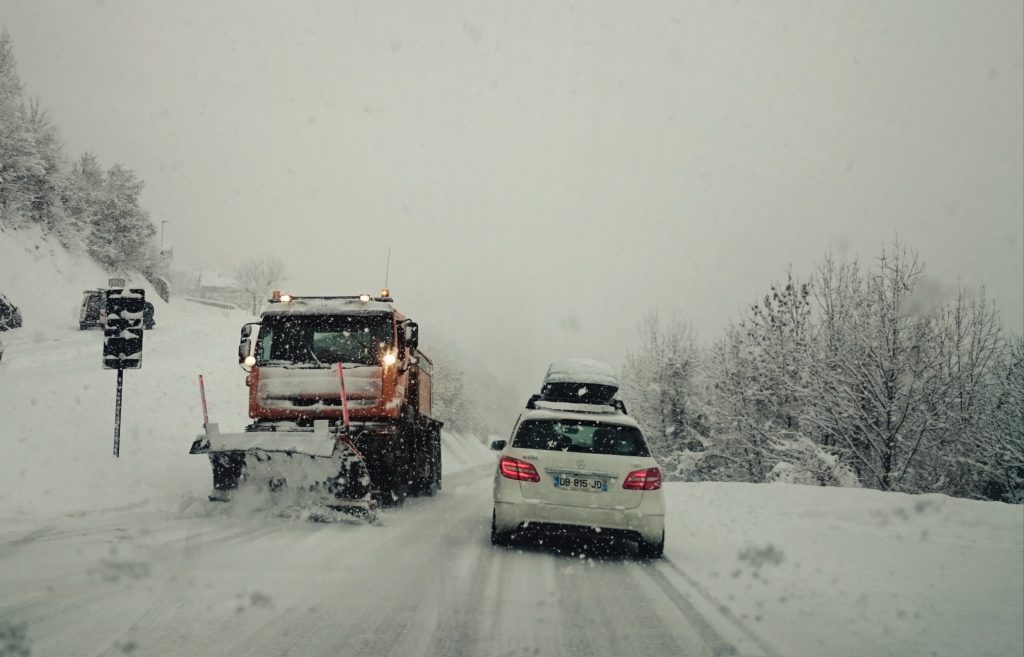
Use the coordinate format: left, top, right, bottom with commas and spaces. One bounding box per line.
0, 291, 773, 657
1, 465, 777, 657
1, 243, 1021, 657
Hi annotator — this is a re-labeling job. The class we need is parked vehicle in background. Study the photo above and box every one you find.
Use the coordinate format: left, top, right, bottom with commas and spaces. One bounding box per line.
491, 359, 666, 558
80, 290, 156, 330
0, 293, 23, 331
78, 290, 105, 330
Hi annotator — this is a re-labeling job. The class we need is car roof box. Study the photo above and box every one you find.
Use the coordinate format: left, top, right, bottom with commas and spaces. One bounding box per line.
540, 359, 619, 403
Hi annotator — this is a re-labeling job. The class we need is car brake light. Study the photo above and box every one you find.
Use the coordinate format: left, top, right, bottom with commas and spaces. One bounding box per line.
622, 467, 662, 490
499, 456, 540, 482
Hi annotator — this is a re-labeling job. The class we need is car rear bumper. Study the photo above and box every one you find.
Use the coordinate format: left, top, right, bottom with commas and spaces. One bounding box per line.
494, 500, 664, 545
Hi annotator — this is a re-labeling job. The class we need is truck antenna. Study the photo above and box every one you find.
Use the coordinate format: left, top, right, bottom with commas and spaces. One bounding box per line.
383, 246, 391, 290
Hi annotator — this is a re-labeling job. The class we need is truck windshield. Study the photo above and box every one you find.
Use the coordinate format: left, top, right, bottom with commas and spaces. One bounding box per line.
256, 314, 393, 366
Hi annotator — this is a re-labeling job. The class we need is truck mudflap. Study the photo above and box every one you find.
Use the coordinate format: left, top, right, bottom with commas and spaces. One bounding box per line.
191, 420, 376, 521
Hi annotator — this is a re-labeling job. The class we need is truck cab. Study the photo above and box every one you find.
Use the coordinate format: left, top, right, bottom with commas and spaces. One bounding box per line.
232, 291, 441, 499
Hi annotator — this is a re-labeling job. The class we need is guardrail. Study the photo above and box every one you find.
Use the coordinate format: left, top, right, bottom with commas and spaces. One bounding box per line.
183, 296, 239, 310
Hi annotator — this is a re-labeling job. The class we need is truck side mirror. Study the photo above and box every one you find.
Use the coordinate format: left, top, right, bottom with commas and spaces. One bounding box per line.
238, 323, 259, 369
403, 321, 419, 349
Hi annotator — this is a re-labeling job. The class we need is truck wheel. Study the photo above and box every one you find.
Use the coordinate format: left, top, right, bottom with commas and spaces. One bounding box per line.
433, 431, 442, 492
210, 453, 244, 495
377, 474, 407, 507
420, 457, 438, 497
414, 429, 442, 497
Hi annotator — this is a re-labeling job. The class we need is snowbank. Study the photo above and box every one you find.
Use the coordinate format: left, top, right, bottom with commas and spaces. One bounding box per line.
441, 430, 494, 474
0, 226, 113, 333
665, 481, 1024, 657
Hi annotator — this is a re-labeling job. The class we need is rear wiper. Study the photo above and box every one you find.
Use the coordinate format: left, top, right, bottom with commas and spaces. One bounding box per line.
306, 347, 322, 367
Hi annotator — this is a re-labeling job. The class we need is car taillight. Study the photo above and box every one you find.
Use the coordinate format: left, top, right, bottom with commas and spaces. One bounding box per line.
623, 467, 662, 490
499, 456, 540, 482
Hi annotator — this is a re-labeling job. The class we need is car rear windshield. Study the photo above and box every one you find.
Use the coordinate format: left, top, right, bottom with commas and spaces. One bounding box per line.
513, 419, 650, 457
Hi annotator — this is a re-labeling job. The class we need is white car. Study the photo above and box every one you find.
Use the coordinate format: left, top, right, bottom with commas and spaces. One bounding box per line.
490, 390, 665, 558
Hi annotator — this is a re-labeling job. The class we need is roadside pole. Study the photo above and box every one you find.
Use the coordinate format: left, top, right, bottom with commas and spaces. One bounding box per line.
102, 284, 145, 458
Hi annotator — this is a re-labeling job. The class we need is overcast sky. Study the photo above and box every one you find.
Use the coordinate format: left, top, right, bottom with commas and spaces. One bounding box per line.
3, 0, 1022, 398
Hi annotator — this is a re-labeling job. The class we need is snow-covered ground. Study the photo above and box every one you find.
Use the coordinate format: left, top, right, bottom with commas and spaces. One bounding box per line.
1, 232, 1022, 657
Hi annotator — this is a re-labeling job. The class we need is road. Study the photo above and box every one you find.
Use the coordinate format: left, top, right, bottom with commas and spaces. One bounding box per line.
0, 299, 772, 657
0, 461, 779, 657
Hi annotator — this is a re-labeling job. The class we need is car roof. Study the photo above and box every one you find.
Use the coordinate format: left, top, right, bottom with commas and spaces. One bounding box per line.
517, 405, 641, 429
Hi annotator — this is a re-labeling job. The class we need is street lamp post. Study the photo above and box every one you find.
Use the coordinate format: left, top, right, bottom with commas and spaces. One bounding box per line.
161, 220, 169, 249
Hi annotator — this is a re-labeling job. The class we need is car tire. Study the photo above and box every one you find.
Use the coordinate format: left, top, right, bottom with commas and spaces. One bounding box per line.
491, 509, 511, 547
637, 531, 665, 559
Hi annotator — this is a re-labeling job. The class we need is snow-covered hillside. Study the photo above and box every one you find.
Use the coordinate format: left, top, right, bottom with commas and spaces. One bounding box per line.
1, 226, 118, 331
1, 233, 1021, 657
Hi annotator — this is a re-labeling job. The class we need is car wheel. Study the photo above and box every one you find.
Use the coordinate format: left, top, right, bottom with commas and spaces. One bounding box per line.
637, 531, 664, 559
490, 509, 510, 547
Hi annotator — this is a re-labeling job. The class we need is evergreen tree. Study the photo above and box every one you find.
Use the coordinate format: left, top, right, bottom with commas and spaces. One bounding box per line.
86, 164, 156, 270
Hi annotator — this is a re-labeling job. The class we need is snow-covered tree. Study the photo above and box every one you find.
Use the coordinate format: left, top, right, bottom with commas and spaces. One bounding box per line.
85, 164, 156, 271
976, 336, 1024, 501
233, 256, 288, 315
917, 287, 1007, 497
702, 326, 777, 482
20, 99, 66, 233
620, 312, 709, 478
804, 243, 958, 492
63, 153, 104, 225
702, 271, 828, 483
0, 29, 32, 224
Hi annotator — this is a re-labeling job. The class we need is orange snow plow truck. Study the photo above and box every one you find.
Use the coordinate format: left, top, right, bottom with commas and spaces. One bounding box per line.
190, 291, 442, 519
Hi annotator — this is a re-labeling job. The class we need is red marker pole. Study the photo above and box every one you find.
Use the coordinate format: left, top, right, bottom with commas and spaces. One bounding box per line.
336, 362, 350, 432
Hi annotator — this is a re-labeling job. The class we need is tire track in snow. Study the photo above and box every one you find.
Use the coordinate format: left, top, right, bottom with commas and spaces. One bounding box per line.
181, 490, 483, 657
656, 557, 783, 657
0, 525, 59, 553
559, 555, 687, 657
92, 520, 290, 655
401, 512, 493, 657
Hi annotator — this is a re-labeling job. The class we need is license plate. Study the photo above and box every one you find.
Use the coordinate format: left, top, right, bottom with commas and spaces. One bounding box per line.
553, 474, 608, 492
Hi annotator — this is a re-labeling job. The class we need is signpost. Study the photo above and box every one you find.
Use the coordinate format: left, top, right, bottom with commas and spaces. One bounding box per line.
103, 288, 145, 457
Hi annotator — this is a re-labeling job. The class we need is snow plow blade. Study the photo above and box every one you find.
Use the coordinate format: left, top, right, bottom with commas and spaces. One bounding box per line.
190, 422, 336, 457
190, 421, 376, 521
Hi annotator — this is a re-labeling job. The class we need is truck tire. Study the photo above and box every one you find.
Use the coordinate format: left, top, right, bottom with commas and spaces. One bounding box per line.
210, 453, 244, 492
432, 431, 442, 492
420, 446, 439, 497
410, 427, 441, 497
